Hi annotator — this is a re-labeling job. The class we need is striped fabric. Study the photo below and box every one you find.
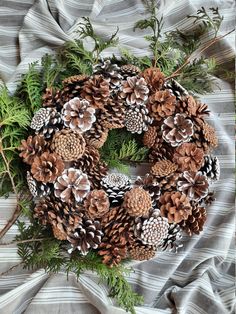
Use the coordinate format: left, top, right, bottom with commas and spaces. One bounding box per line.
0, 0, 235, 313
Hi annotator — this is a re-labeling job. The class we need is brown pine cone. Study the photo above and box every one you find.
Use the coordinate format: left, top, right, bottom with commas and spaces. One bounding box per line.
84, 122, 108, 149
42, 87, 55, 108
62, 74, 89, 86
99, 99, 125, 129
180, 204, 206, 236
142, 67, 165, 92
147, 90, 176, 121
84, 189, 110, 219
74, 145, 100, 173
123, 187, 152, 217
87, 161, 108, 189
135, 174, 161, 207
148, 136, 174, 162
143, 126, 158, 148
158, 172, 181, 191
151, 160, 178, 178
31, 152, 64, 183
202, 122, 218, 149
81, 74, 110, 109
159, 191, 192, 223
129, 241, 156, 261
119, 76, 149, 106
51, 129, 86, 161
19, 135, 48, 165
173, 143, 204, 172
120, 64, 141, 77
54, 168, 90, 203
99, 238, 127, 267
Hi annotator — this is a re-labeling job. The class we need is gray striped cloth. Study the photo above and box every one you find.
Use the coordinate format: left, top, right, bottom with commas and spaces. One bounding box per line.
0, 1, 235, 313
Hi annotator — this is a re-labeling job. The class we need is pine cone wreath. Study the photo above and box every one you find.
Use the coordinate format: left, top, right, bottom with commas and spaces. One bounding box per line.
160, 223, 183, 252
123, 187, 152, 217
119, 76, 149, 106
125, 105, 152, 134
147, 90, 176, 121
51, 129, 86, 161
62, 97, 96, 132
142, 67, 165, 92
81, 74, 110, 109
99, 99, 125, 129
84, 122, 108, 149
27, 171, 51, 197
162, 114, 194, 146
31, 152, 64, 183
74, 145, 100, 173
120, 64, 141, 78
200, 155, 220, 181
150, 160, 178, 178
84, 189, 110, 219
101, 173, 131, 205
19, 135, 48, 165
129, 241, 156, 260
177, 171, 209, 201
173, 143, 204, 172
93, 59, 122, 89
159, 191, 192, 223
54, 168, 90, 203
180, 204, 206, 236
143, 126, 158, 148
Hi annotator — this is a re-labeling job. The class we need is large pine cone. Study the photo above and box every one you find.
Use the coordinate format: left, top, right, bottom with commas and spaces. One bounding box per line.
84, 189, 110, 219
129, 241, 156, 261
51, 129, 86, 161
162, 114, 193, 146
142, 67, 165, 92
31, 152, 64, 183
81, 74, 110, 109
159, 191, 192, 223
54, 168, 90, 203
62, 97, 96, 132
124, 105, 152, 134
119, 76, 149, 106
123, 187, 152, 217
19, 135, 48, 165
176, 96, 209, 123
173, 143, 204, 172
151, 160, 178, 178
84, 122, 108, 149
180, 204, 206, 236
99, 99, 125, 129
147, 90, 176, 121
74, 145, 100, 173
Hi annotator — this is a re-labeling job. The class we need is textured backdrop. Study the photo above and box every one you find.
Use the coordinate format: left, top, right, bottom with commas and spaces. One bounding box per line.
0, 1, 235, 313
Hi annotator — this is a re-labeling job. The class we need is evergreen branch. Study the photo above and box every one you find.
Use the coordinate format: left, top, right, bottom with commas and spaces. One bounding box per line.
0, 237, 52, 246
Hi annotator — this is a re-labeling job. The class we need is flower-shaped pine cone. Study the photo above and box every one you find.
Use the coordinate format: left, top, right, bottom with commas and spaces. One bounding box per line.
19, 134, 48, 165
119, 76, 149, 106
142, 67, 165, 92
147, 90, 176, 121
173, 143, 204, 172
84, 189, 110, 219
151, 160, 178, 178
123, 187, 152, 217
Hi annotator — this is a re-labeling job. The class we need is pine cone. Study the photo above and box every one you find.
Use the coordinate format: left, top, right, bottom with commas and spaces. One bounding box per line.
101, 173, 131, 205
99, 238, 127, 267
84, 189, 110, 219
162, 114, 193, 146
125, 105, 152, 134
54, 168, 90, 203
68, 218, 103, 255
151, 160, 178, 178
42, 87, 55, 108
135, 174, 161, 208
180, 204, 206, 236
148, 136, 174, 162
81, 74, 110, 109
143, 126, 158, 148
119, 76, 149, 106
62, 74, 88, 87
87, 161, 108, 189
30, 108, 62, 139
158, 172, 181, 191
74, 145, 100, 173
27, 171, 51, 197
51, 129, 86, 161
129, 241, 156, 260
142, 67, 165, 92
178, 171, 209, 201
200, 155, 220, 181
177, 96, 209, 123
120, 64, 141, 78
31, 152, 64, 183
62, 97, 96, 132
19, 135, 48, 165
173, 143, 204, 172
123, 187, 152, 217
202, 122, 218, 149
164, 79, 188, 100
93, 59, 122, 89
84, 122, 108, 149
159, 191, 192, 223
147, 90, 176, 121
160, 223, 183, 252
99, 99, 125, 129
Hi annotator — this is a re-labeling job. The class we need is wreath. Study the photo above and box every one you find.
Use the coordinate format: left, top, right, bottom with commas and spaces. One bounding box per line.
0, 3, 232, 313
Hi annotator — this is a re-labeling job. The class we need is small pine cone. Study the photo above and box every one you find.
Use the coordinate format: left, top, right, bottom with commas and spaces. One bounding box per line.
31, 152, 64, 183
30, 108, 62, 139
74, 145, 100, 173
81, 74, 110, 109
158, 172, 181, 191
160, 223, 183, 253
159, 191, 192, 223
51, 129, 86, 161
68, 218, 103, 255
19, 135, 48, 165
62, 97, 96, 133
87, 161, 108, 189
99, 238, 127, 267
200, 155, 220, 182
202, 122, 218, 149
143, 126, 158, 148
93, 59, 122, 89
84, 189, 110, 219
147, 90, 176, 121
151, 160, 178, 178
135, 174, 161, 207
99, 99, 125, 129
125, 105, 153, 134
162, 114, 193, 146
62, 74, 89, 87
27, 171, 51, 197
142, 67, 165, 92
123, 187, 152, 217
54, 168, 90, 203
84, 122, 108, 149
129, 241, 156, 260
164, 79, 188, 101
120, 64, 141, 78
178, 171, 209, 201
119, 76, 149, 106
180, 205, 207, 236
101, 173, 131, 205
173, 143, 204, 172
